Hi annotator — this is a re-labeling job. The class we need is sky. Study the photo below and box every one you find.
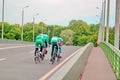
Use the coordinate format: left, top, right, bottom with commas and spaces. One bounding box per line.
0, 0, 116, 26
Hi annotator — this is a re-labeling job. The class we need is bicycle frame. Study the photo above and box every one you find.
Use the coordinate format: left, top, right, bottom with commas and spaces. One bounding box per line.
51, 46, 60, 64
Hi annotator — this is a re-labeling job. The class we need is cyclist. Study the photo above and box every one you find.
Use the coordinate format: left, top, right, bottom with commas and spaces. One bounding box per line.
58, 37, 63, 58
34, 33, 44, 56
50, 34, 59, 61
43, 32, 49, 48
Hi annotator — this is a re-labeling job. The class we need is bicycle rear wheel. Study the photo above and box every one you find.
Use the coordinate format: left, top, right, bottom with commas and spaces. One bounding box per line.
40, 54, 44, 60
35, 52, 41, 64
57, 57, 60, 62
51, 52, 56, 64
51, 57, 55, 64
34, 56, 38, 64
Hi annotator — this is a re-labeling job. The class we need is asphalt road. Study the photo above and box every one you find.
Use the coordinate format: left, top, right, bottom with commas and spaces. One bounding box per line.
0, 43, 81, 80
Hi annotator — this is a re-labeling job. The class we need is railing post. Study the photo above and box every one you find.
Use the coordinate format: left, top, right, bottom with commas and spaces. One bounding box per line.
106, 0, 110, 43
114, 0, 120, 49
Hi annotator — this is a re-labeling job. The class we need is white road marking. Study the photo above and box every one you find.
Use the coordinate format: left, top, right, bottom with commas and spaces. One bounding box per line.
0, 58, 6, 61
39, 48, 81, 80
0, 45, 33, 50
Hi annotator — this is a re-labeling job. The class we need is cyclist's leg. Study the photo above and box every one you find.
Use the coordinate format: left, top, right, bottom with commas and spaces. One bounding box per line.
45, 40, 47, 48
35, 48, 38, 56
58, 47, 62, 58
50, 43, 54, 61
51, 43, 55, 57
40, 45, 44, 55
40, 45, 44, 60
35, 42, 39, 56
43, 41, 47, 54
55, 44, 58, 53
58, 46, 60, 54
40, 46, 43, 52
59, 47, 62, 54
57, 44, 62, 58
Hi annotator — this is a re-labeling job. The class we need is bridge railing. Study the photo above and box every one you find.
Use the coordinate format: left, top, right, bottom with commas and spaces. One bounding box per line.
48, 43, 93, 80
100, 42, 120, 80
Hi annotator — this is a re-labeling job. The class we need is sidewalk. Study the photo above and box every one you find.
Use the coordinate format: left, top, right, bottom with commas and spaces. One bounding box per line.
81, 47, 117, 80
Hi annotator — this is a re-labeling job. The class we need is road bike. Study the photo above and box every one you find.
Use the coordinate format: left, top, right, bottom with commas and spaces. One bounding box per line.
42, 47, 47, 60
51, 46, 60, 64
34, 51, 43, 64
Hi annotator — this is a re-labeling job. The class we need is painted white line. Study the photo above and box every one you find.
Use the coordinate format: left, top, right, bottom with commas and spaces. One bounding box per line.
0, 58, 6, 61
39, 48, 81, 80
0, 45, 33, 50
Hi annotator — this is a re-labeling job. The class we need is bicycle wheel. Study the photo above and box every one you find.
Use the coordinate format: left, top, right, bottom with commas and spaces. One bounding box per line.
43, 48, 47, 54
34, 56, 38, 64
51, 52, 56, 64
51, 57, 55, 64
40, 53, 44, 60
57, 54, 60, 62
35, 51, 41, 64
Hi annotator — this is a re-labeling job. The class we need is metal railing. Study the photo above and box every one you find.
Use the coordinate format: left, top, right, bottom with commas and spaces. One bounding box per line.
100, 42, 120, 80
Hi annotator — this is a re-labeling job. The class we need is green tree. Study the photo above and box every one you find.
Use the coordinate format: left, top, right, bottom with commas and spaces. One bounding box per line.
24, 31, 33, 41
5, 24, 21, 40
88, 33, 98, 46
60, 29, 75, 45
23, 23, 33, 41
68, 20, 91, 46
0, 22, 2, 38
77, 35, 90, 46
3, 22, 11, 39
1, 20, 115, 47
109, 33, 114, 45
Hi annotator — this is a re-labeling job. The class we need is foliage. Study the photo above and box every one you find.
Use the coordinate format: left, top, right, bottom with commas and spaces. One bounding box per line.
109, 33, 114, 45
60, 29, 75, 45
0, 20, 115, 47
0, 22, 21, 40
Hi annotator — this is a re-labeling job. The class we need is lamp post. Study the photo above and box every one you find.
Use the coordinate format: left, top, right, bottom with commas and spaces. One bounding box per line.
2, 0, 4, 39
33, 13, 39, 42
21, 5, 29, 41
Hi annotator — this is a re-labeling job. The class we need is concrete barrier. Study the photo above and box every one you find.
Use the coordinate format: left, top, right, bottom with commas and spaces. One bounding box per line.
48, 43, 93, 80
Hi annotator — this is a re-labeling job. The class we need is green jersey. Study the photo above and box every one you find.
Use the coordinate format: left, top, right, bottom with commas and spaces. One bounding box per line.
35, 35, 44, 48
58, 37, 63, 42
43, 34, 49, 43
58, 37, 63, 46
51, 36, 59, 43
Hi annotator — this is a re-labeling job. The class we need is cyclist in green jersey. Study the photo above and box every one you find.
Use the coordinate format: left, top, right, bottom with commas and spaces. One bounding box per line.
58, 37, 63, 58
34, 34, 44, 56
43, 32, 49, 48
50, 34, 59, 59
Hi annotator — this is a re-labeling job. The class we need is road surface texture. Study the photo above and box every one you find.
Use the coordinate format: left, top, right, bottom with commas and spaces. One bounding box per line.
0, 43, 80, 80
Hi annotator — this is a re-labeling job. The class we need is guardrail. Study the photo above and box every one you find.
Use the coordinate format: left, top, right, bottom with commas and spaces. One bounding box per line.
100, 42, 120, 80
48, 43, 93, 80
